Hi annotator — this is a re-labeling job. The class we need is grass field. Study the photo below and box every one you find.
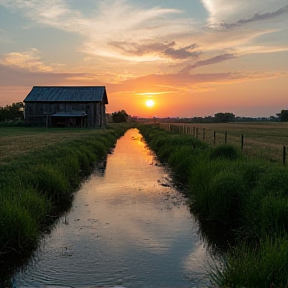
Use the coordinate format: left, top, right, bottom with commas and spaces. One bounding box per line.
0, 126, 118, 163
159, 122, 288, 163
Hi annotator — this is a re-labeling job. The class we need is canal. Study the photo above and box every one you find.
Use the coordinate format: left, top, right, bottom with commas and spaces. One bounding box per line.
12, 128, 212, 288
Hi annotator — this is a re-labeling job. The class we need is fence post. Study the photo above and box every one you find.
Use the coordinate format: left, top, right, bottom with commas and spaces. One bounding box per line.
241, 134, 244, 150
214, 131, 216, 145
283, 146, 286, 165
225, 131, 228, 144
193, 126, 195, 137
203, 128, 205, 140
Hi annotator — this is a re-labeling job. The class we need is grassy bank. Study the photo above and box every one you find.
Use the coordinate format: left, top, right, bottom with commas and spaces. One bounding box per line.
160, 122, 288, 163
0, 124, 131, 280
138, 124, 288, 288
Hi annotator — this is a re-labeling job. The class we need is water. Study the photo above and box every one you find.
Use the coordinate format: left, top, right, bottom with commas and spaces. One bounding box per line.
12, 129, 212, 288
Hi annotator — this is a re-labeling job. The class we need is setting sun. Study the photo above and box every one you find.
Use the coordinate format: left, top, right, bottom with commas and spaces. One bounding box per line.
145, 99, 155, 107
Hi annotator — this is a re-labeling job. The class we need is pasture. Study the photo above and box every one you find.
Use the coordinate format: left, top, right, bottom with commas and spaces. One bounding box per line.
160, 122, 288, 163
0, 126, 118, 163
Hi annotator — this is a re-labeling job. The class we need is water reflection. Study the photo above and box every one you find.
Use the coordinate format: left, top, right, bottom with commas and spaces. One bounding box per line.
12, 129, 212, 288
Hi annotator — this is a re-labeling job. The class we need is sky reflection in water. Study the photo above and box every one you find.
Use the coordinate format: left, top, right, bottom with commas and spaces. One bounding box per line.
13, 129, 211, 288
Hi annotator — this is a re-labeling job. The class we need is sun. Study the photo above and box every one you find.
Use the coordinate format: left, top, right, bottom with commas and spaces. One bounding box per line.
145, 99, 155, 107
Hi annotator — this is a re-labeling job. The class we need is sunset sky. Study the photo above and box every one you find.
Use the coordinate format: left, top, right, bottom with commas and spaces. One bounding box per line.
0, 0, 287, 118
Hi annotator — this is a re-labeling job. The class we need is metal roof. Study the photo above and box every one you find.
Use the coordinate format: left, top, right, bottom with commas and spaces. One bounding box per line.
24, 86, 108, 104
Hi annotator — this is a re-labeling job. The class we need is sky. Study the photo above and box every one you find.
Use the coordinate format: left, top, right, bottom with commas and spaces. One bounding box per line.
0, 0, 287, 118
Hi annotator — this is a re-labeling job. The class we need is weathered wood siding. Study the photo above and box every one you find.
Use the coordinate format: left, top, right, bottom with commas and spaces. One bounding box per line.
25, 101, 106, 127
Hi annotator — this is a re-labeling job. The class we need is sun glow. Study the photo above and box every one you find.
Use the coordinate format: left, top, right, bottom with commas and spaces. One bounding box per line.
145, 99, 155, 107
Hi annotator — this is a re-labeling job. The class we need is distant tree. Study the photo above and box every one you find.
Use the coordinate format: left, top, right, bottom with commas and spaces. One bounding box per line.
277, 110, 288, 122
0, 102, 25, 122
214, 112, 235, 123
112, 110, 129, 123
270, 115, 279, 122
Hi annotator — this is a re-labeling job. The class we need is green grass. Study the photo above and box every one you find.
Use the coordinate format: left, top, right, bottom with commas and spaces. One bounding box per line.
138, 124, 288, 288
159, 122, 288, 163
210, 236, 288, 288
0, 124, 131, 274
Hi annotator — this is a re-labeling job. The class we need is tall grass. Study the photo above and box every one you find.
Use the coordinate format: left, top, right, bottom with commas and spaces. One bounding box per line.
138, 124, 288, 288
210, 236, 288, 288
0, 124, 130, 275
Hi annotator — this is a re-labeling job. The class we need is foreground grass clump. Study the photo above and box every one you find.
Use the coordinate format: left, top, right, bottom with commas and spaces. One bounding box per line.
137, 124, 288, 288
0, 124, 129, 259
209, 144, 242, 161
210, 236, 288, 288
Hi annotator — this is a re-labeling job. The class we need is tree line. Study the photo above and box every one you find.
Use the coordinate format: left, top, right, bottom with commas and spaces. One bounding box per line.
1, 102, 288, 123
0, 102, 24, 122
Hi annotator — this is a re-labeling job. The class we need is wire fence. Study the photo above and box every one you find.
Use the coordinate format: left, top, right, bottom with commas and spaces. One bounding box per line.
159, 123, 288, 165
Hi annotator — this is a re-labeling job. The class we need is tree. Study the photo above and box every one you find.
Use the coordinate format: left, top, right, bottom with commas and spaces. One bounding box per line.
277, 110, 288, 122
0, 102, 25, 122
214, 112, 235, 123
112, 110, 129, 123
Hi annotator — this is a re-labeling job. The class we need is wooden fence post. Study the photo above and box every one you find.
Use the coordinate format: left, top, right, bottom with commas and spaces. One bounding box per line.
283, 146, 286, 165
225, 131, 227, 144
241, 134, 244, 150
213, 131, 216, 145
203, 128, 205, 140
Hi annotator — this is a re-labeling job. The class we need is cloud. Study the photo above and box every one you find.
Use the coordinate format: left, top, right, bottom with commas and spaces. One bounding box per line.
180, 53, 236, 73
220, 4, 288, 29
109, 41, 202, 60
109, 69, 279, 96
0, 49, 53, 72
164, 43, 202, 60
0, 63, 94, 87
201, 0, 288, 26
0, 0, 194, 61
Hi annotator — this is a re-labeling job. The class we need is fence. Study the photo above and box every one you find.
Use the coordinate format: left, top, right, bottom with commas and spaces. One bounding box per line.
159, 123, 287, 165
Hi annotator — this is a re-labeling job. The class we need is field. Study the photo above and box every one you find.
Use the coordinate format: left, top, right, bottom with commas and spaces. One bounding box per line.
0, 126, 117, 163
159, 122, 288, 163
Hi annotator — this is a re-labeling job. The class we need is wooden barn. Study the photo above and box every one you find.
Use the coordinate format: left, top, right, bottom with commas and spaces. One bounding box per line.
23, 86, 108, 128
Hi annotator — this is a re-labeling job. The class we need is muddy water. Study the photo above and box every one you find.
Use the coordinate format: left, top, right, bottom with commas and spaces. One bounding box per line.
12, 129, 212, 288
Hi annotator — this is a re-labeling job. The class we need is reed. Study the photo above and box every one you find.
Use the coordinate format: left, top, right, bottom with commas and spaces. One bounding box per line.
137, 124, 288, 288
210, 236, 288, 288
209, 144, 243, 161
0, 124, 129, 259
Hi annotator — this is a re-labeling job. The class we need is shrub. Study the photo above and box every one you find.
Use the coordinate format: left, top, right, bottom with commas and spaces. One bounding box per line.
210, 144, 242, 161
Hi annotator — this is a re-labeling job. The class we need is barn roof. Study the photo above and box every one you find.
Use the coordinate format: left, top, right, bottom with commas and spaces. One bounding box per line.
24, 86, 108, 104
